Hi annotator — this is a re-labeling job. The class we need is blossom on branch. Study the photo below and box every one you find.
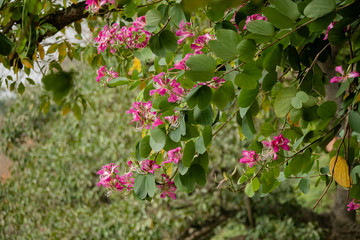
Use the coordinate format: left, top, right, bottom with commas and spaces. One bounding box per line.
262, 134, 290, 161
140, 159, 161, 174
347, 199, 360, 211
330, 66, 360, 83
149, 73, 185, 103
85, 0, 115, 14
126, 101, 164, 129
158, 174, 177, 199
96, 65, 119, 85
243, 14, 268, 30
323, 22, 336, 40
176, 20, 194, 44
191, 33, 215, 54
163, 147, 182, 164
239, 150, 258, 168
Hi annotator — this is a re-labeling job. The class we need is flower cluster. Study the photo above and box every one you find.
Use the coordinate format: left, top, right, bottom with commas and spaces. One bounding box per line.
149, 72, 185, 102
169, 53, 193, 71
94, 17, 151, 54
176, 20, 194, 44
85, 0, 115, 14
140, 159, 161, 174
330, 66, 359, 83
163, 147, 182, 164
243, 14, 268, 30
262, 134, 290, 160
97, 163, 134, 194
96, 65, 119, 85
158, 174, 177, 199
126, 101, 164, 129
347, 199, 360, 211
191, 33, 215, 54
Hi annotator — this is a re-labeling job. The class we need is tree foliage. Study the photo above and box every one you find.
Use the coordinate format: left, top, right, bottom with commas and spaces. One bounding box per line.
1, 0, 360, 227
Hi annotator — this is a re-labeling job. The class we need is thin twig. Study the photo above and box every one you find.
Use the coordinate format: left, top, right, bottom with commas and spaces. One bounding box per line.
297, 42, 330, 89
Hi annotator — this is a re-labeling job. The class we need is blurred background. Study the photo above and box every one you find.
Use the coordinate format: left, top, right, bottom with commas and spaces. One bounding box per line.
0, 61, 333, 239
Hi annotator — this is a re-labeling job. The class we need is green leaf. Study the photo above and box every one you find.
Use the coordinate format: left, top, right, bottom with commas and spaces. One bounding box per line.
175, 172, 196, 193
212, 81, 235, 110
208, 29, 240, 61
246, 20, 274, 36
263, 44, 282, 72
185, 55, 217, 82
183, 140, 195, 167
262, 7, 294, 29
197, 86, 213, 110
169, 3, 186, 26
0, 32, 13, 56
139, 136, 152, 158
150, 127, 166, 152
260, 122, 274, 137
149, 30, 178, 57
145, 9, 163, 27
270, 0, 300, 21
193, 106, 214, 126
245, 181, 255, 197
298, 176, 310, 194
317, 101, 337, 119
252, 177, 260, 192
190, 164, 206, 186
107, 77, 129, 88
304, 0, 336, 18
72, 103, 81, 120
350, 166, 360, 184
349, 110, 360, 133
134, 174, 147, 199
236, 39, 257, 62
124, 1, 136, 18
145, 174, 156, 198
235, 62, 262, 90
274, 87, 297, 117
238, 83, 259, 108
262, 71, 277, 92
17, 82, 25, 95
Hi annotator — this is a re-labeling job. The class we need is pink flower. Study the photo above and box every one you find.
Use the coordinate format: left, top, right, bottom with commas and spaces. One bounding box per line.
330, 65, 360, 83
149, 72, 184, 103
323, 21, 336, 40
132, 16, 147, 29
97, 163, 119, 187
86, 0, 115, 13
169, 53, 193, 71
262, 134, 290, 161
272, 134, 290, 152
96, 65, 119, 84
163, 147, 182, 164
157, 174, 177, 199
239, 150, 258, 168
262, 140, 278, 160
116, 172, 134, 191
190, 33, 215, 54
176, 20, 194, 44
347, 199, 360, 211
126, 101, 164, 129
141, 159, 161, 174
164, 114, 179, 126
243, 14, 268, 30
94, 19, 151, 53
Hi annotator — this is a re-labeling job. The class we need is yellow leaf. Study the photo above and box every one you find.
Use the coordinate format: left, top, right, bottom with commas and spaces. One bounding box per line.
47, 44, 58, 54
329, 156, 353, 188
21, 58, 33, 69
38, 43, 45, 60
166, 165, 173, 176
62, 103, 71, 116
129, 57, 142, 73
355, 92, 360, 104
58, 42, 67, 63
